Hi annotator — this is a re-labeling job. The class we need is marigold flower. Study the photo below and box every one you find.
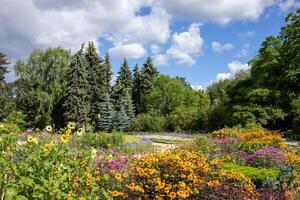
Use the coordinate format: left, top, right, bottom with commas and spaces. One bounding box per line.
169, 192, 176, 199
207, 180, 221, 187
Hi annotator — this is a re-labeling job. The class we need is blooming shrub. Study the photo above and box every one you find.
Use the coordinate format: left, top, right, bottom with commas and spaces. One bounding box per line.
120, 149, 258, 200
212, 127, 242, 138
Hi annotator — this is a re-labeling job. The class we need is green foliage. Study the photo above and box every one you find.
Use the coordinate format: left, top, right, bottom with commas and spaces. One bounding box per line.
14, 47, 71, 128
129, 113, 167, 132
114, 106, 129, 131
85, 41, 103, 125
123, 89, 135, 120
194, 135, 215, 154
63, 45, 90, 126
132, 64, 142, 114
140, 57, 158, 94
0, 52, 9, 95
237, 141, 265, 153
0, 123, 20, 135
223, 163, 279, 187
98, 94, 114, 132
3, 111, 26, 130
79, 132, 124, 148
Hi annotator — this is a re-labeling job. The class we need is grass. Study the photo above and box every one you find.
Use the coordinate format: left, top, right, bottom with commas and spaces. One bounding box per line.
119, 144, 156, 154
123, 135, 140, 143
148, 135, 190, 144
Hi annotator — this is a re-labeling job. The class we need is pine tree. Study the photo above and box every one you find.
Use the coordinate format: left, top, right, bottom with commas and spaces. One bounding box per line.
63, 45, 90, 125
98, 93, 114, 132
85, 41, 102, 125
112, 58, 133, 110
0, 52, 9, 95
123, 88, 135, 119
132, 64, 142, 114
140, 57, 158, 94
114, 105, 129, 131
101, 53, 112, 94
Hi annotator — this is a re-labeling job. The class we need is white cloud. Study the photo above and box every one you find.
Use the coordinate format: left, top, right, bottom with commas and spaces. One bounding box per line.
239, 31, 256, 37
108, 43, 146, 59
156, 23, 203, 66
151, 44, 161, 54
216, 73, 231, 81
215, 60, 250, 81
279, 0, 300, 11
191, 85, 204, 90
236, 49, 248, 57
153, 54, 169, 66
158, 0, 278, 25
211, 41, 234, 53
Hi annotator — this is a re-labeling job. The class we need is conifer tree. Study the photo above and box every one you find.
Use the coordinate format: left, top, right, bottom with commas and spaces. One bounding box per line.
132, 64, 142, 114
123, 88, 135, 119
63, 45, 90, 125
140, 57, 158, 94
0, 52, 10, 120
114, 105, 129, 131
98, 93, 114, 132
85, 41, 102, 124
112, 58, 133, 110
101, 53, 112, 94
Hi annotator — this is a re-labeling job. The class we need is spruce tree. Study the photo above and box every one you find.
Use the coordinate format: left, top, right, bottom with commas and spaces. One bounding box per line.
132, 64, 142, 114
85, 41, 102, 125
98, 93, 114, 132
123, 88, 135, 119
0, 52, 9, 95
140, 57, 159, 94
63, 45, 90, 125
112, 58, 133, 110
114, 105, 129, 131
101, 53, 112, 94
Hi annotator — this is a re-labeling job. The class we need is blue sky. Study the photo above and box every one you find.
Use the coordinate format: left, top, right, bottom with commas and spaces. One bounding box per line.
1, 0, 299, 89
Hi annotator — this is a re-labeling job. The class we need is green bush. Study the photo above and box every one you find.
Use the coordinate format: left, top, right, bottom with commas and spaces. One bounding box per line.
194, 135, 214, 154
129, 114, 167, 132
79, 132, 124, 148
3, 111, 26, 130
223, 163, 279, 187
237, 141, 265, 153
0, 123, 20, 135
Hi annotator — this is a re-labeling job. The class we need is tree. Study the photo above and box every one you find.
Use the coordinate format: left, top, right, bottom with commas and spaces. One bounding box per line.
123, 88, 135, 119
85, 41, 102, 125
114, 105, 129, 131
140, 57, 158, 94
63, 45, 90, 126
98, 93, 114, 132
112, 58, 132, 111
0, 52, 12, 121
132, 64, 142, 114
14, 47, 71, 128
101, 53, 112, 95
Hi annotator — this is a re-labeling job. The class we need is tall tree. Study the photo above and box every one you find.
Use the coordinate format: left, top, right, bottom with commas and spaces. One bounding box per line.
101, 53, 112, 95
140, 57, 158, 94
123, 88, 135, 120
114, 105, 129, 131
0, 53, 12, 120
112, 58, 132, 111
85, 41, 102, 125
14, 48, 71, 128
132, 64, 141, 114
98, 93, 114, 132
63, 45, 90, 126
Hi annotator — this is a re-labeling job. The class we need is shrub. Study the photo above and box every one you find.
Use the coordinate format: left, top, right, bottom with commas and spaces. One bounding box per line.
129, 114, 167, 132
223, 163, 279, 188
194, 135, 214, 154
120, 149, 258, 199
212, 127, 242, 138
237, 141, 265, 153
0, 123, 20, 135
79, 132, 124, 148
3, 111, 26, 130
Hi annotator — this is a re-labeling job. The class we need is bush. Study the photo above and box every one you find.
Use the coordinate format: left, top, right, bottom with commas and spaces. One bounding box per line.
237, 141, 265, 153
194, 135, 214, 155
0, 123, 20, 135
223, 163, 279, 188
3, 111, 26, 130
79, 132, 124, 148
122, 149, 258, 199
129, 114, 167, 132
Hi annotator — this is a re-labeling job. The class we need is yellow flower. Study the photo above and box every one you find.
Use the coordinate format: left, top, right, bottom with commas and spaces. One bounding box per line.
65, 192, 72, 200
67, 122, 76, 130
43, 143, 51, 152
76, 127, 84, 136
115, 173, 122, 181
65, 129, 72, 135
79, 197, 85, 200
60, 134, 70, 144
111, 191, 124, 197
35, 128, 40, 132
27, 136, 38, 144
45, 125, 52, 132
284, 152, 300, 164
169, 192, 176, 199
91, 148, 97, 158
207, 180, 221, 187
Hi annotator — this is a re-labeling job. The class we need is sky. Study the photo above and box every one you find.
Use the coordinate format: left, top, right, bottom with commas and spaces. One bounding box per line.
1, 0, 300, 89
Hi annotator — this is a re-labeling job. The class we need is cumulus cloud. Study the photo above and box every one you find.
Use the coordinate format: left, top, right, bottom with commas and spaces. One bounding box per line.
155, 23, 203, 66
158, 0, 279, 25
239, 31, 256, 37
215, 60, 250, 81
211, 41, 234, 53
191, 85, 204, 90
108, 43, 146, 59
279, 0, 300, 11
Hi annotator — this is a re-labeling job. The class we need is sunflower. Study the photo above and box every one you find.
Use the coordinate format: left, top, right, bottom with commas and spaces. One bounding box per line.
65, 129, 72, 135
91, 148, 97, 158
43, 143, 52, 151
45, 125, 52, 132
115, 173, 122, 181
60, 134, 70, 144
67, 122, 76, 130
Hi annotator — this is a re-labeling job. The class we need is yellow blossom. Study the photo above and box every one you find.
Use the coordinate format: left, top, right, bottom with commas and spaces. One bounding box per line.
27, 136, 38, 144
67, 122, 76, 130
45, 125, 52, 132
43, 143, 51, 151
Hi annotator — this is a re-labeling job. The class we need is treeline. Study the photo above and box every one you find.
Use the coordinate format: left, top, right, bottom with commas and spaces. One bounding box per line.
0, 9, 299, 133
